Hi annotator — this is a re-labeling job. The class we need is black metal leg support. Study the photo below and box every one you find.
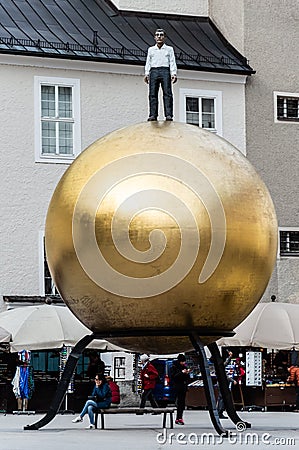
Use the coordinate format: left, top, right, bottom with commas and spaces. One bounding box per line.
162, 412, 166, 428
169, 411, 173, 429
95, 411, 99, 429
208, 342, 251, 429
189, 333, 228, 437
24, 334, 95, 430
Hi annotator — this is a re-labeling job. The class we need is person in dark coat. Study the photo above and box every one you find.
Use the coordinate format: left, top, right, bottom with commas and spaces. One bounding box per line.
216, 351, 237, 419
139, 354, 159, 408
170, 354, 190, 425
86, 352, 105, 379
72, 374, 111, 429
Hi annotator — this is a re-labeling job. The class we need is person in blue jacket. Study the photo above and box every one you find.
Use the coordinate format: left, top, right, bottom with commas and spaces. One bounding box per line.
72, 374, 111, 429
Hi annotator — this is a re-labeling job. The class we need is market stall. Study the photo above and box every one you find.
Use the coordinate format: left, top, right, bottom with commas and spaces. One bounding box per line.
0, 305, 125, 412
215, 302, 299, 410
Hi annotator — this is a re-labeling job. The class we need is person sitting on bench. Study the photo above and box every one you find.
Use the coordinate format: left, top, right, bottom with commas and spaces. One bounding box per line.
72, 374, 111, 429
106, 376, 120, 407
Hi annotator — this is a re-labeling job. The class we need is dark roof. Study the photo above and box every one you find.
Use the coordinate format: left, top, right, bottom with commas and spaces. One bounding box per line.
0, 0, 254, 75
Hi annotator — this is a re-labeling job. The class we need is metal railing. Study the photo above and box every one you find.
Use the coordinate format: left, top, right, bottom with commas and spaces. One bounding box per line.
0, 36, 248, 67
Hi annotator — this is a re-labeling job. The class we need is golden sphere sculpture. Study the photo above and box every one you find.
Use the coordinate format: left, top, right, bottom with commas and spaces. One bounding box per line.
45, 122, 277, 353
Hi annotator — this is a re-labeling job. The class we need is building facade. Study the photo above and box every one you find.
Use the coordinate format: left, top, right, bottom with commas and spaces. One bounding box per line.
0, 0, 254, 408
0, 0, 252, 307
209, 0, 299, 304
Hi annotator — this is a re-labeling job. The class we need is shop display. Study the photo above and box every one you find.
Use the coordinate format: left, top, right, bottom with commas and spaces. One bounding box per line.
246, 351, 262, 386
59, 345, 74, 394
11, 350, 34, 412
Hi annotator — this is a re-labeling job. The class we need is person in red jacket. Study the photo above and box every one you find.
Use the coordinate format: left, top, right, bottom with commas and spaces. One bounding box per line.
287, 365, 299, 412
235, 357, 246, 384
139, 354, 159, 408
106, 376, 120, 406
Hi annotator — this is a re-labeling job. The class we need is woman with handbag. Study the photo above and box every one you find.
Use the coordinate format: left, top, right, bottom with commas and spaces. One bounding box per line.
72, 374, 111, 429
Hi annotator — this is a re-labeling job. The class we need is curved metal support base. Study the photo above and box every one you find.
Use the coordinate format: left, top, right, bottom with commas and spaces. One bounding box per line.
24, 334, 95, 430
189, 333, 228, 437
208, 342, 251, 430
23, 328, 250, 436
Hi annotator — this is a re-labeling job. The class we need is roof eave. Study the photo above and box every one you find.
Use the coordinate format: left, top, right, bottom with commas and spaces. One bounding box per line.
0, 49, 254, 75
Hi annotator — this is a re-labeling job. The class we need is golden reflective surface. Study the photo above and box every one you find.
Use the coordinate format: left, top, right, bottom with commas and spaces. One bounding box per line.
45, 122, 277, 353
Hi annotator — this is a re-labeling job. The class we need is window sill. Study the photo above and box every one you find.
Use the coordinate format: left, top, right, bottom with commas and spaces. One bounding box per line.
275, 118, 299, 123
35, 155, 76, 164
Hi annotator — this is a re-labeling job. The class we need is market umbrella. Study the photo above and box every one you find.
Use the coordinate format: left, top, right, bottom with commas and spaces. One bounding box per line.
0, 325, 11, 343
217, 302, 299, 350
0, 305, 124, 352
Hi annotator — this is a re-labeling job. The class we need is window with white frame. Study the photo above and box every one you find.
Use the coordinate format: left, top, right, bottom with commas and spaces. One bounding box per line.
35, 77, 81, 163
179, 89, 222, 135
279, 229, 299, 257
114, 356, 126, 380
44, 249, 59, 296
274, 92, 299, 123
39, 232, 60, 296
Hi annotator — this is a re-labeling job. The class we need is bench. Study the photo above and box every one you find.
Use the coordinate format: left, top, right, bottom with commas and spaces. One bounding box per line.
94, 407, 175, 430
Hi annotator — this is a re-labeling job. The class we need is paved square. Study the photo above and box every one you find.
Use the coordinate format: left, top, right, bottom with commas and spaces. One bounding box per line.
0, 410, 298, 449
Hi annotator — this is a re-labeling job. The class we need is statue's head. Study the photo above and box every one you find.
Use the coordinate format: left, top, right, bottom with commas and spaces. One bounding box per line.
154, 29, 166, 47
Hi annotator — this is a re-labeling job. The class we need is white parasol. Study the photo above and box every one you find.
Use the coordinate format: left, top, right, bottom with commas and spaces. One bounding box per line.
217, 302, 299, 350
0, 304, 125, 352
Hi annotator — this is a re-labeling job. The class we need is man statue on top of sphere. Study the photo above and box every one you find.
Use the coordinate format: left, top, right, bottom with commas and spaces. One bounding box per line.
144, 29, 177, 122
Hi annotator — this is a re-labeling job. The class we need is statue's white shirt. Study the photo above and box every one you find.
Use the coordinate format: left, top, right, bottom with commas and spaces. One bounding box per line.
145, 43, 177, 76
